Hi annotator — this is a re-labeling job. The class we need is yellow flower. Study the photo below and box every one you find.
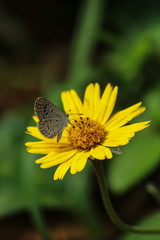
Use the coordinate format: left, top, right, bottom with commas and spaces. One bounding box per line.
25, 83, 150, 180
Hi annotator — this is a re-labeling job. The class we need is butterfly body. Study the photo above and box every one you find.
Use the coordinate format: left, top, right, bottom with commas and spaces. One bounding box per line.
34, 97, 69, 142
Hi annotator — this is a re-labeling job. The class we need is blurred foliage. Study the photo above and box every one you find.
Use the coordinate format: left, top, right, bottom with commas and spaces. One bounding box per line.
0, 0, 160, 239
107, 127, 160, 194
119, 211, 160, 240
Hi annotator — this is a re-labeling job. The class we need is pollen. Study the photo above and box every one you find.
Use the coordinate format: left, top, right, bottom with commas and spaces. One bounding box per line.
68, 117, 106, 150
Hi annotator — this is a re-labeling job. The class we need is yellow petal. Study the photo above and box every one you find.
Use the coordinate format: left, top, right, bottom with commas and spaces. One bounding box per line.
83, 83, 94, 118
33, 116, 39, 122
70, 151, 85, 174
26, 126, 47, 140
83, 83, 101, 119
35, 147, 75, 163
97, 83, 113, 122
35, 152, 58, 163
70, 151, 90, 174
61, 89, 84, 115
101, 86, 118, 125
91, 147, 113, 162
93, 83, 101, 120
103, 137, 132, 147
25, 140, 71, 149
104, 130, 135, 147
54, 151, 90, 179
102, 146, 113, 159
91, 145, 113, 159
69, 90, 85, 114
26, 148, 56, 154
61, 91, 70, 113
121, 121, 150, 132
25, 141, 54, 148
105, 102, 144, 131
76, 155, 88, 172
26, 141, 72, 155
103, 121, 150, 147
40, 149, 77, 168
54, 159, 72, 180
90, 146, 106, 160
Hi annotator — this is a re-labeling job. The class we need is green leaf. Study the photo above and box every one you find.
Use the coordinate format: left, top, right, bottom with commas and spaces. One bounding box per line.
119, 211, 160, 240
107, 128, 160, 193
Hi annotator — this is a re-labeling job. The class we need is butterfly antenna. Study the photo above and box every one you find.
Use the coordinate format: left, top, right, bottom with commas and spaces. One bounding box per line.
67, 109, 83, 116
70, 113, 83, 116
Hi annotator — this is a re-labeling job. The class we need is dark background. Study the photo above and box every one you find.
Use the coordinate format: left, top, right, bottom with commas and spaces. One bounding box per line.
0, 0, 160, 239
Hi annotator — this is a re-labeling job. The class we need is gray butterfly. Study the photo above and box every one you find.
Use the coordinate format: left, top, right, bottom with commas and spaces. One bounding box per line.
34, 97, 69, 142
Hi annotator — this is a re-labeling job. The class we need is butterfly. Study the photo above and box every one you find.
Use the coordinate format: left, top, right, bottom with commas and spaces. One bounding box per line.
34, 97, 69, 142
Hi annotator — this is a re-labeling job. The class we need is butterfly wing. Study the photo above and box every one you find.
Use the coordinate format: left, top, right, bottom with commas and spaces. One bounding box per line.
35, 97, 69, 142
34, 97, 66, 120
38, 117, 64, 140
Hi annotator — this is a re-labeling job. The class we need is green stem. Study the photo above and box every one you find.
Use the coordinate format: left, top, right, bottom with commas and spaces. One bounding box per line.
91, 159, 160, 234
29, 205, 52, 240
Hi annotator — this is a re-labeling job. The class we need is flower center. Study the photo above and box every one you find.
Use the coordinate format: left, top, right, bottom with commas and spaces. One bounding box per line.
68, 117, 105, 150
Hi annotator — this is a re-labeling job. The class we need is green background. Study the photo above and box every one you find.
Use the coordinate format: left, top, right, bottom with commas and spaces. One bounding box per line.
0, 0, 160, 239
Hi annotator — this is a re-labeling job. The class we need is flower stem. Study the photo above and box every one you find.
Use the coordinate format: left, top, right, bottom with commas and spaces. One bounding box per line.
91, 159, 160, 234
29, 206, 52, 240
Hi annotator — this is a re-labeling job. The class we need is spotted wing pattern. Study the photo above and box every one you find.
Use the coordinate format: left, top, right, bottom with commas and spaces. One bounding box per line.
34, 97, 66, 120
34, 97, 69, 142
38, 118, 64, 141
